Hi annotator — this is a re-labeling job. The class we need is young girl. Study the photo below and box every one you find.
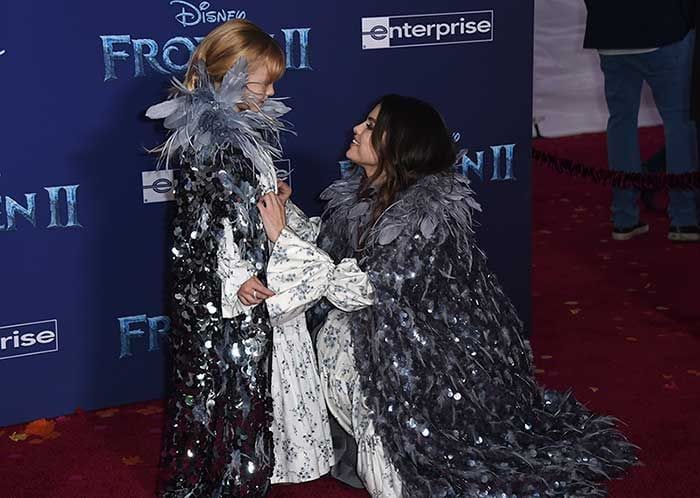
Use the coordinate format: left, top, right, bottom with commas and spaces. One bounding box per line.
146, 20, 333, 497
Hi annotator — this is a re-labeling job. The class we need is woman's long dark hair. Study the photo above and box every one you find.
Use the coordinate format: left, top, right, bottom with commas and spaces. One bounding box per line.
358, 94, 457, 226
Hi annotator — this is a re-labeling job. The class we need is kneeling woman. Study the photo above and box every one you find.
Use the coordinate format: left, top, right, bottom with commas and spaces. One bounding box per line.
257, 95, 637, 497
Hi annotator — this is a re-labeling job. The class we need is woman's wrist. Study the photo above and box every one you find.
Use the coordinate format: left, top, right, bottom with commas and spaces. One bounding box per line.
273, 224, 294, 244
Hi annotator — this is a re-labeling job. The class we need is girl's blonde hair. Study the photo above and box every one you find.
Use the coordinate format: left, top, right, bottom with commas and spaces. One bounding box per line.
183, 19, 285, 90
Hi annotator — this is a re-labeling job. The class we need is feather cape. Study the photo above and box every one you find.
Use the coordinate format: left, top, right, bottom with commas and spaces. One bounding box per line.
316, 169, 637, 497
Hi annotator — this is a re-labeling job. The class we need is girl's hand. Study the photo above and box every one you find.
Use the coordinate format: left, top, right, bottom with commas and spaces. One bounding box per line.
257, 192, 287, 242
237, 276, 275, 306
277, 180, 292, 204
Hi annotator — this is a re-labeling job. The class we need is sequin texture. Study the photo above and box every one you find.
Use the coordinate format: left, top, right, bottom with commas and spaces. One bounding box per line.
158, 149, 274, 497
148, 60, 291, 497
310, 168, 637, 497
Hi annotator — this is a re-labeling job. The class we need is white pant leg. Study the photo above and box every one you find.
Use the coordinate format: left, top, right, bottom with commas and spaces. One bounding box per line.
355, 417, 403, 497
316, 311, 403, 498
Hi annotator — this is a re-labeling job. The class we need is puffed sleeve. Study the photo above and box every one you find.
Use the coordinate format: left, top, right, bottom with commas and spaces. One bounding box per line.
285, 200, 321, 243
217, 218, 256, 318
265, 227, 374, 326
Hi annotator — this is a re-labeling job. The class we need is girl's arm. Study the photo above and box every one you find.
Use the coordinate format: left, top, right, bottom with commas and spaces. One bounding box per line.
217, 218, 258, 317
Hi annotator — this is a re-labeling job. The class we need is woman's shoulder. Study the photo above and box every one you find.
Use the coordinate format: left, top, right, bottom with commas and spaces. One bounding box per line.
406, 172, 479, 204
319, 167, 364, 205
369, 173, 481, 247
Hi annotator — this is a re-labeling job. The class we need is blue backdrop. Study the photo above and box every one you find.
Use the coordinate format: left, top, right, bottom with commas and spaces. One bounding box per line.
1, 0, 534, 426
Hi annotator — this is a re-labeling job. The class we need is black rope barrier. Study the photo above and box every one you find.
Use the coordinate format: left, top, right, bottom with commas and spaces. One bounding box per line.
532, 148, 700, 190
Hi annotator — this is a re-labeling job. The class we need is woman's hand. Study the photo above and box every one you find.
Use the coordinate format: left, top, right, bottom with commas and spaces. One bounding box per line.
237, 276, 275, 306
277, 180, 292, 205
257, 192, 287, 242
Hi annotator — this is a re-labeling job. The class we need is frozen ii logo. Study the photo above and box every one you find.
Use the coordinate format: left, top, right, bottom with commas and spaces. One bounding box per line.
1, 186, 81, 232
100, 2, 312, 81
457, 144, 517, 182
452, 132, 517, 181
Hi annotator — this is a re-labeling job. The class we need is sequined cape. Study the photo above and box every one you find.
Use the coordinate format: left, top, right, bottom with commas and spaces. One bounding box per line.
148, 60, 290, 497
159, 150, 275, 498
314, 169, 638, 497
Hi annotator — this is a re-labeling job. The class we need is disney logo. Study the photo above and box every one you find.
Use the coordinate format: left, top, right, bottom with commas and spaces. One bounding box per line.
170, 1, 246, 28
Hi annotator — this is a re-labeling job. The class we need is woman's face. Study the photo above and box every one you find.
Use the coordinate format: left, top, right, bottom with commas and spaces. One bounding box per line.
244, 62, 276, 108
346, 105, 380, 175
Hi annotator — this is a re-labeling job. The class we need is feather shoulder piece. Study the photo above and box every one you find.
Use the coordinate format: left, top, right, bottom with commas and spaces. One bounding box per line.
366, 173, 482, 249
146, 58, 292, 184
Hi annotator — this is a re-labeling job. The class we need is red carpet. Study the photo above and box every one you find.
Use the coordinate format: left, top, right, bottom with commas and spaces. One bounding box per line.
2, 127, 698, 497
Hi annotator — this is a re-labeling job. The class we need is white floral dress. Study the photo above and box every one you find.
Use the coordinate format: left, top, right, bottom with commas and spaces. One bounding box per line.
217, 201, 334, 484
264, 219, 404, 498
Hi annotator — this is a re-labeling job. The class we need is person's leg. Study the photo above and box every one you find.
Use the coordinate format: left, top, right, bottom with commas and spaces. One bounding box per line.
643, 31, 699, 230
600, 53, 645, 231
328, 417, 363, 488
641, 146, 666, 212
354, 416, 403, 498
316, 315, 402, 497
316, 315, 364, 488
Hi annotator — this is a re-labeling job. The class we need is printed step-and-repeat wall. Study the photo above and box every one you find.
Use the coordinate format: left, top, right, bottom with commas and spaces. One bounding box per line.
1, 0, 534, 426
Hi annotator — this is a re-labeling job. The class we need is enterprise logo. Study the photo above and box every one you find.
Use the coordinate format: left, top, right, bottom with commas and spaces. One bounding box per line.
0, 320, 59, 360
362, 11, 494, 50
143, 169, 178, 204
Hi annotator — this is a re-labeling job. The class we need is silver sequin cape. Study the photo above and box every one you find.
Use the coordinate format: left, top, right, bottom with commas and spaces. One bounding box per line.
148, 60, 290, 497
314, 169, 637, 497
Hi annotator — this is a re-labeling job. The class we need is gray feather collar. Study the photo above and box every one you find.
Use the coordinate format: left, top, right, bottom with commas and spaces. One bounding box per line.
146, 58, 291, 192
367, 172, 482, 248
321, 168, 482, 251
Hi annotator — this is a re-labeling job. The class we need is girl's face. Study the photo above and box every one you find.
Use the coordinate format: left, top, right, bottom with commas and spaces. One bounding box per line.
244, 62, 276, 108
346, 105, 380, 176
